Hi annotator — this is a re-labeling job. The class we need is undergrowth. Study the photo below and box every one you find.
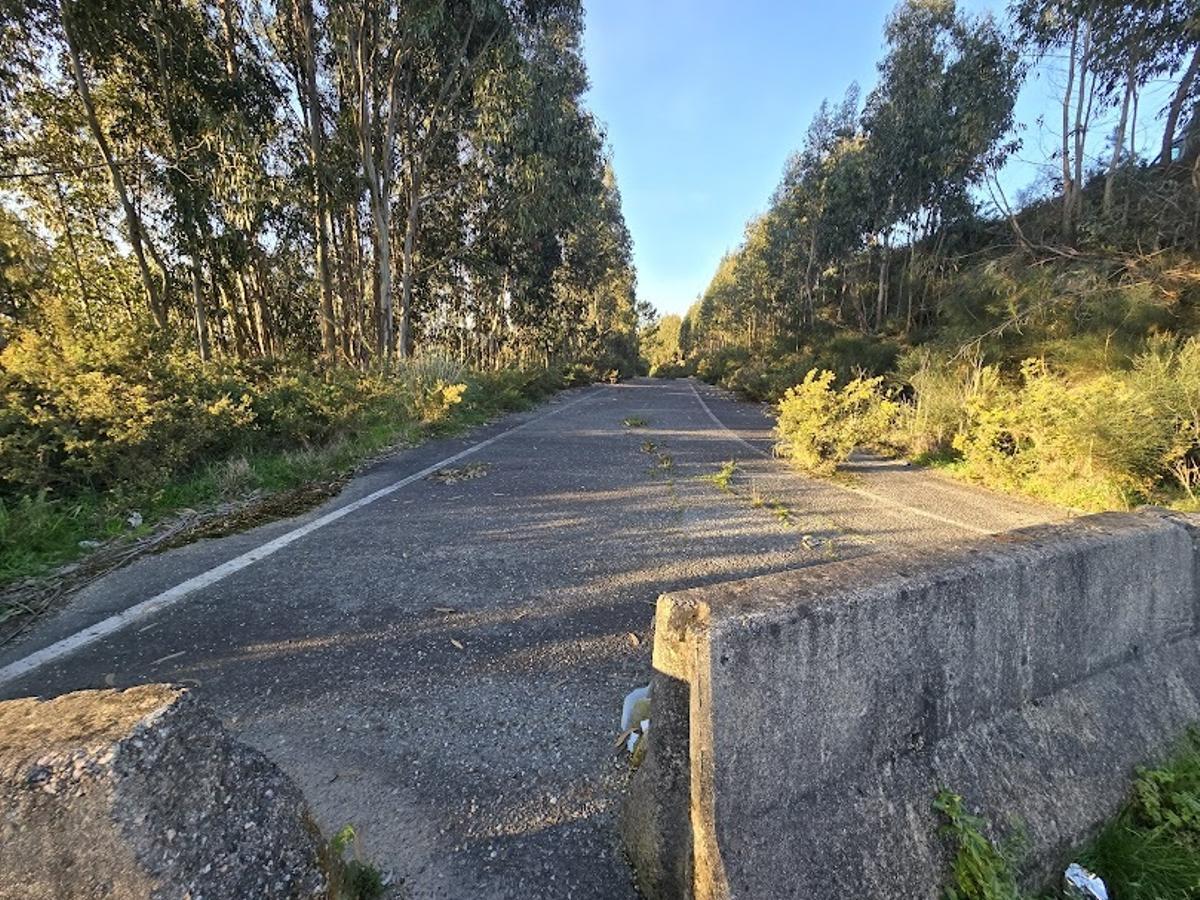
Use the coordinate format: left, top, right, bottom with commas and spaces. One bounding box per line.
937, 730, 1200, 899
0, 352, 576, 606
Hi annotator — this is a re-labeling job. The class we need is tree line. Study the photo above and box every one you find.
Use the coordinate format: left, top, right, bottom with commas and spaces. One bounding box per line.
671, 0, 1199, 362
0, 0, 641, 372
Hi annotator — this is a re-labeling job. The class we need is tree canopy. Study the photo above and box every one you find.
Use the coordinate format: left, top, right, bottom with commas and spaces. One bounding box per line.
0, 0, 640, 372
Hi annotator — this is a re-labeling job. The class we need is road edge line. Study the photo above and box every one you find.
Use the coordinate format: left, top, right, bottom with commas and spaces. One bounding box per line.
0, 388, 603, 687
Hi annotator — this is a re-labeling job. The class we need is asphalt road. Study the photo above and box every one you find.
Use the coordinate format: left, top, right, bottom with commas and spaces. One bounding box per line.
0, 378, 1062, 899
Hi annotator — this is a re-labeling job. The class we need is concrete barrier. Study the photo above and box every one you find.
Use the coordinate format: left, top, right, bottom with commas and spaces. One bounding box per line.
0, 685, 327, 899
622, 510, 1200, 899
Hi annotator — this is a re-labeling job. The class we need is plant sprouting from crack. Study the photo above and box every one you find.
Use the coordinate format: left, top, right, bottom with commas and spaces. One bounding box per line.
326, 825, 385, 900
700, 460, 739, 493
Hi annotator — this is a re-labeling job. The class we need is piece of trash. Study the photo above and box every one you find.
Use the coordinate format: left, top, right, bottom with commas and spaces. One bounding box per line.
450, 638, 464, 650
1064, 863, 1108, 899
627, 632, 640, 647
621, 684, 652, 752
78, 539, 102, 550
126, 511, 143, 528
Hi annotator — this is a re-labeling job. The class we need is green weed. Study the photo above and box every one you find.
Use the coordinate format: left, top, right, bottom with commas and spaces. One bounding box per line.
623, 416, 649, 428
934, 790, 1022, 900
327, 825, 385, 900
700, 460, 739, 492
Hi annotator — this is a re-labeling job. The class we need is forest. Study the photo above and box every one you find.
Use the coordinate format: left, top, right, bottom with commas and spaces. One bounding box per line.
0, 0, 641, 588
644, 0, 1200, 513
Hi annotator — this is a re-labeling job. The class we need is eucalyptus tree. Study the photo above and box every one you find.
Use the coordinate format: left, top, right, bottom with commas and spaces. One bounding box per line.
863, 0, 1019, 321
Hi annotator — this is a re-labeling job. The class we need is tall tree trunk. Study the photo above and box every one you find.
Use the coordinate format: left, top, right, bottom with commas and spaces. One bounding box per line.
1061, 20, 1079, 243
1070, 20, 1092, 242
53, 178, 93, 328
149, 1, 211, 359
60, 0, 166, 328
1104, 55, 1136, 214
398, 167, 422, 359
252, 249, 275, 355
188, 260, 211, 359
874, 237, 890, 333
1162, 45, 1200, 168
294, 0, 337, 359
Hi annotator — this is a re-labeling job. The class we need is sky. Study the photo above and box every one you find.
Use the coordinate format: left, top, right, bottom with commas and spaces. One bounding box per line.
581, 1, 1177, 318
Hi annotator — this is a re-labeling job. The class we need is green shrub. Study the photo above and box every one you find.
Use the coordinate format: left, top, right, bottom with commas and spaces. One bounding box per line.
896, 349, 988, 458
774, 370, 899, 474
695, 346, 750, 385
944, 345, 1200, 509
1079, 730, 1200, 900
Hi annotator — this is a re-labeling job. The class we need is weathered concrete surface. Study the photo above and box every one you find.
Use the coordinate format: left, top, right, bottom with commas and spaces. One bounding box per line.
624, 509, 1200, 899
0, 685, 326, 899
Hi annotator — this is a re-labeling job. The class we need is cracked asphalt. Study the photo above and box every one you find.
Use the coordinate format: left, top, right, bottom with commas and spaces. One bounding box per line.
0, 378, 1063, 899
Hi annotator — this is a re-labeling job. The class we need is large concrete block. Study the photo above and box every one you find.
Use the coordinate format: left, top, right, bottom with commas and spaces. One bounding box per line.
623, 510, 1200, 899
0, 685, 328, 899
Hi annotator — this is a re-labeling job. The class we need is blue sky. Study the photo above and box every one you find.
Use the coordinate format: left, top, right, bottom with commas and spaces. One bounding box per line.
581, 1, 1175, 317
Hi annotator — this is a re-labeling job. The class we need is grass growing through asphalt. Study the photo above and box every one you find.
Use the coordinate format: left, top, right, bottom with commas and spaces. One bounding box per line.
937, 729, 1200, 899
699, 460, 739, 492
623, 415, 649, 428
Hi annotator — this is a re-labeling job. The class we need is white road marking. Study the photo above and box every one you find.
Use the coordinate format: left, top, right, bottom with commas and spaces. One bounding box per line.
686, 380, 994, 535
0, 390, 602, 687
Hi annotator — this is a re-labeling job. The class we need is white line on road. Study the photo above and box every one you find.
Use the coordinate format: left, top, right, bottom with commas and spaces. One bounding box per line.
686, 380, 994, 536
0, 389, 603, 687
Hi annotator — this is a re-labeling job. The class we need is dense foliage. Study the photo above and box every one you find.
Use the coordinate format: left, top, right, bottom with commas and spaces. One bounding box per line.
0, 0, 641, 370
665, 0, 1200, 511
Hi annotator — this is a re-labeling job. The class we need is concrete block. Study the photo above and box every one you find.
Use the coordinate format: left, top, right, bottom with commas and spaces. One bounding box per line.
623, 510, 1200, 899
0, 685, 327, 899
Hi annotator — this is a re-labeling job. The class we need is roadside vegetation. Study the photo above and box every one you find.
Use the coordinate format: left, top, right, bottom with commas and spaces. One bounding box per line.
0, 346, 578, 602
937, 730, 1200, 899
640, 0, 1200, 513
0, 1, 645, 607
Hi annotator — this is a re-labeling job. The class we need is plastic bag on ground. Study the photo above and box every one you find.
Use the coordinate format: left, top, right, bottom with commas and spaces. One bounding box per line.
1064, 863, 1108, 900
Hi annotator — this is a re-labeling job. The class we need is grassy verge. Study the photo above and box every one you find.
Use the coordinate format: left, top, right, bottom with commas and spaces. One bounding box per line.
0, 365, 571, 619
938, 729, 1200, 899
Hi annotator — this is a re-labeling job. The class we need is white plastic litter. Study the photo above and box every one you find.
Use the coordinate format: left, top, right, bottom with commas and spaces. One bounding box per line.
1064, 863, 1108, 900
621, 684, 651, 752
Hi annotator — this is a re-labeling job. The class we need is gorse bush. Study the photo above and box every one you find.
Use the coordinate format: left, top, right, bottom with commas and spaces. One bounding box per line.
0, 329, 400, 496
774, 370, 899, 474
0, 327, 584, 502
902, 337, 1200, 510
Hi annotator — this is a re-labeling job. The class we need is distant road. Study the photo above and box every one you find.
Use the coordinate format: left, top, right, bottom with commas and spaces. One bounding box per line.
0, 378, 1060, 899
